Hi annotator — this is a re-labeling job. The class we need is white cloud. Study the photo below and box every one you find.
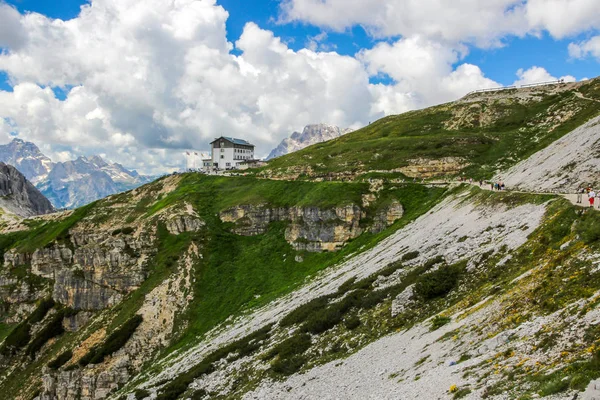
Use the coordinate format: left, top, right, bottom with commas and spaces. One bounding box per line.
569, 36, 600, 60
0, 3, 28, 51
360, 37, 499, 107
280, 0, 600, 46
525, 0, 600, 38
513, 66, 576, 86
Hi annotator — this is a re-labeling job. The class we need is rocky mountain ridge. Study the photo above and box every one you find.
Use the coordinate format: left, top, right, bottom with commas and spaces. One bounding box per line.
0, 139, 152, 209
0, 162, 53, 220
266, 124, 353, 160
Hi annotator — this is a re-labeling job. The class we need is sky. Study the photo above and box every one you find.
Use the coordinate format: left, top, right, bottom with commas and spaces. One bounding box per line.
0, 0, 599, 173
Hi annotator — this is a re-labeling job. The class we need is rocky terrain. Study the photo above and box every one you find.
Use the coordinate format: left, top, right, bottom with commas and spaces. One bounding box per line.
0, 80, 600, 400
266, 124, 353, 160
0, 139, 153, 209
0, 162, 53, 218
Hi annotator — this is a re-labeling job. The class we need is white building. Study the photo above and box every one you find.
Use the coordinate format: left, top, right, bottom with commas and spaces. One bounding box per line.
210, 136, 255, 170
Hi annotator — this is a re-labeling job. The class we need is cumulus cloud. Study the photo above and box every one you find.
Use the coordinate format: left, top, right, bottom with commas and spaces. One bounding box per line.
513, 66, 576, 86
280, 0, 600, 46
360, 37, 499, 107
569, 36, 600, 60
0, 2, 28, 51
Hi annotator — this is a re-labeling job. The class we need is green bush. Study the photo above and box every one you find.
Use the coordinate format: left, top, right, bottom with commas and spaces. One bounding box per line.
27, 298, 56, 325
344, 315, 361, 330
401, 251, 420, 261
280, 296, 331, 327
80, 315, 143, 366
122, 227, 136, 235
0, 322, 31, 355
415, 264, 463, 300
271, 355, 307, 375
423, 255, 445, 270
26, 310, 67, 357
111, 228, 122, 236
265, 333, 311, 361
134, 389, 151, 399
47, 350, 73, 370
430, 315, 451, 331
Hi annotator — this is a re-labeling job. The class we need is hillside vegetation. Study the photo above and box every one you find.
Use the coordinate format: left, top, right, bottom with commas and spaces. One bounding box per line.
260, 78, 600, 181
0, 173, 445, 399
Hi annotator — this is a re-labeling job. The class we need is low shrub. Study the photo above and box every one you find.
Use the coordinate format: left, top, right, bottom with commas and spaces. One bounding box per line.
271, 355, 307, 375
26, 310, 68, 357
415, 264, 463, 300
122, 227, 136, 235
344, 315, 361, 330
134, 389, 151, 400
47, 350, 73, 370
430, 315, 451, 331
27, 298, 56, 325
401, 251, 420, 261
423, 255, 445, 270
80, 314, 143, 366
265, 333, 311, 361
0, 322, 31, 355
280, 296, 331, 327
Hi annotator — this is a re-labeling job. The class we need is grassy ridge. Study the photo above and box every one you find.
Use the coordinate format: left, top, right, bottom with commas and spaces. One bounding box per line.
261, 80, 600, 180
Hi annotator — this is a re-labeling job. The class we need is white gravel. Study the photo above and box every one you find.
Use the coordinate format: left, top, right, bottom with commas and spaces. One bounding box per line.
500, 115, 600, 193
136, 190, 548, 396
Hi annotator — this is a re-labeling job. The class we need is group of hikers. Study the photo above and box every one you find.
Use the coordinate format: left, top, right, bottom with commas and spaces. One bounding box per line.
490, 181, 506, 191
577, 186, 600, 208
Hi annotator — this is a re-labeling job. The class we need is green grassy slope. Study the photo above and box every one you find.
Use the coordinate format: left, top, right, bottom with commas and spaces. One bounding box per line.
260, 78, 600, 180
0, 173, 447, 398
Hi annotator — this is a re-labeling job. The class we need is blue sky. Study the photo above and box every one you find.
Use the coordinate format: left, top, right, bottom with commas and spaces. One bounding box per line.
0, 0, 599, 172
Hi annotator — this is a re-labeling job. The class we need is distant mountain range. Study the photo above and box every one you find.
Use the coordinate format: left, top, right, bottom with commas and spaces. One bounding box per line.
0, 138, 153, 209
266, 124, 353, 160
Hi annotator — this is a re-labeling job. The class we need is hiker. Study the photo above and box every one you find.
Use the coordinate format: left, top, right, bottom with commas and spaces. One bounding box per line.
589, 189, 596, 208
490, 182, 494, 190
577, 187, 584, 204
501, 182, 505, 190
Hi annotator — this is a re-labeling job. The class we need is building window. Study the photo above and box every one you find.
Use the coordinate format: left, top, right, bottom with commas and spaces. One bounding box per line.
220, 155, 224, 159
226, 162, 231, 167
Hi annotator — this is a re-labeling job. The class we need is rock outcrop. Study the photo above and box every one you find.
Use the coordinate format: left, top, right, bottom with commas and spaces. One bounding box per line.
220, 204, 365, 252
0, 162, 54, 217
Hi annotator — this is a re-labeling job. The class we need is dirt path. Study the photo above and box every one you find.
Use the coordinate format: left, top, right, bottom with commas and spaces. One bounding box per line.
431, 180, 593, 208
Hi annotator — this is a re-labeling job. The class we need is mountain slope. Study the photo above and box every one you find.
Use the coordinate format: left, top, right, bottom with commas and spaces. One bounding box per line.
0, 162, 54, 218
266, 124, 353, 160
501, 113, 600, 192
259, 78, 600, 181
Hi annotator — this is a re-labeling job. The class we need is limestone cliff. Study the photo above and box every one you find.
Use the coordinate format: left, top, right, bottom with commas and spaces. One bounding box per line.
0, 163, 54, 218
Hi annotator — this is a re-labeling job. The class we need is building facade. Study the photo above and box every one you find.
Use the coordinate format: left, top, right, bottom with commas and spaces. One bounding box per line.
210, 137, 255, 170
